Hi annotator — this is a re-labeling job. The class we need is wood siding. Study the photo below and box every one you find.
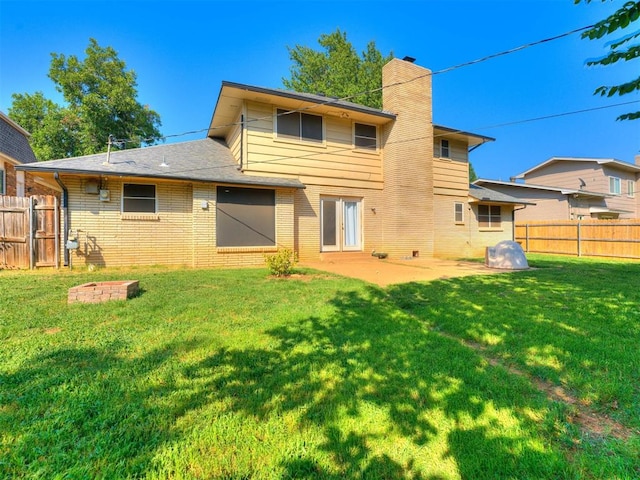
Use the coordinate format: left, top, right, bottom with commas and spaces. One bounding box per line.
434, 138, 468, 163
240, 101, 385, 189
522, 161, 638, 217
434, 157, 468, 196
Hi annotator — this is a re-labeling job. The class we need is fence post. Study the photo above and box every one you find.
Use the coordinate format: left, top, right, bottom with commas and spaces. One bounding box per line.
29, 196, 34, 270
525, 224, 529, 252
577, 222, 581, 257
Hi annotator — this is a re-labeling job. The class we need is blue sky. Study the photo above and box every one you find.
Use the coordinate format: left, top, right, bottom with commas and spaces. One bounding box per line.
1, 0, 638, 180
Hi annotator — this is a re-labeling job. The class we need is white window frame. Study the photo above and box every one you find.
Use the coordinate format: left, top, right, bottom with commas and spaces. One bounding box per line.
609, 176, 621, 195
0, 165, 5, 195
16, 171, 25, 197
454, 202, 464, 224
353, 122, 378, 151
478, 204, 501, 229
275, 108, 324, 144
122, 183, 157, 214
440, 139, 450, 158
627, 180, 635, 198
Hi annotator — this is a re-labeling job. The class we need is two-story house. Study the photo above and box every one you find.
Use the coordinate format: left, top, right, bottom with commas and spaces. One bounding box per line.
17, 58, 525, 268
475, 156, 640, 221
0, 112, 59, 197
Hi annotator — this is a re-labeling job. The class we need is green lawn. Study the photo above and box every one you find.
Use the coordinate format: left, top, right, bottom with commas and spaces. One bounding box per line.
0, 255, 638, 479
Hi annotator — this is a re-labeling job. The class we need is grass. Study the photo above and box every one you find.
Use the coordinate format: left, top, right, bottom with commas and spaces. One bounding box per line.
0, 255, 638, 479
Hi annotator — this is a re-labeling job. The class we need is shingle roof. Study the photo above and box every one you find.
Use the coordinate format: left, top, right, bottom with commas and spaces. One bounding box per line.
469, 184, 534, 205
0, 112, 37, 164
15, 138, 305, 189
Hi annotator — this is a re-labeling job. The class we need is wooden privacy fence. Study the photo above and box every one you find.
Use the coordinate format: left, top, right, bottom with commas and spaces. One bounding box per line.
0, 195, 59, 269
515, 220, 640, 259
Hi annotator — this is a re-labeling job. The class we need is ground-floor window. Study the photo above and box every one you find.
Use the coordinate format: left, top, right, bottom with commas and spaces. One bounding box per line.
216, 186, 275, 247
122, 183, 156, 213
454, 202, 464, 223
478, 204, 501, 228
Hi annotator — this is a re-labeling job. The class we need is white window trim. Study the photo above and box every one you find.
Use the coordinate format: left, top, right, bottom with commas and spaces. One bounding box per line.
627, 180, 635, 198
0, 163, 5, 195
478, 204, 502, 230
440, 139, 450, 158
121, 182, 157, 214
273, 107, 326, 146
353, 122, 378, 152
609, 176, 621, 195
16, 171, 25, 197
454, 201, 464, 224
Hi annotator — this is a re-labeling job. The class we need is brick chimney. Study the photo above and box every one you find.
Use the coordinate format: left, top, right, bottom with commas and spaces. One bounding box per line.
380, 58, 434, 257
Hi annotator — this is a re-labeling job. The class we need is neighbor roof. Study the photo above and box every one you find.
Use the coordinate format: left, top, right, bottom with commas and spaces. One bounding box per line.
0, 111, 37, 164
469, 184, 535, 205
515, 156, 640, 178
15, 138, 305, 189
473, 179, 608, 199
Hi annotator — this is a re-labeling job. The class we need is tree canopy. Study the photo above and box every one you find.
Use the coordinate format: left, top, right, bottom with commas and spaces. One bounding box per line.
9, 38, 162, 160
577, 0, 640, 120
282, 29, 393, 109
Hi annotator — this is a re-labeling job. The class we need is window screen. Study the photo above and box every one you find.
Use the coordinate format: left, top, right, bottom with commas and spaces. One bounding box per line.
276, 109, 323, 142
478, 204, 501, 228
216, 187, 276, 247
123, 183, 156, 213
454, 202, 464, 223
354, 123, 377, 150
441, 139, 450, 158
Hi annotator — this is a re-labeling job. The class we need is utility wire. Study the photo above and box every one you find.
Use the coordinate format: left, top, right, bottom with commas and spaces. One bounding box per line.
111, 22, 597, 146
121, 99, 640, 178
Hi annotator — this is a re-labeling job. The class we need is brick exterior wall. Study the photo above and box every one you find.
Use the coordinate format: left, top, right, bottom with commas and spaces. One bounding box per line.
380, 59, 434, 258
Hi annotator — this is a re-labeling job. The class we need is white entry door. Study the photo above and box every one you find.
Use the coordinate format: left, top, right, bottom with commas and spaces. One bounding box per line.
320, 197, 362, 252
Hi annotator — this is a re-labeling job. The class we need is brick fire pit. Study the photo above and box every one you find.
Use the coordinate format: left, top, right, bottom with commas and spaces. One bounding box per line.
68, 280, 139, 304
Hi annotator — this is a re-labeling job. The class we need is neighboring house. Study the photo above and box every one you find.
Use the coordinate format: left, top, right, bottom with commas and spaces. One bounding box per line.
0, 111, 59, 197
475, 156, 640, 220
17, 58, 526, 268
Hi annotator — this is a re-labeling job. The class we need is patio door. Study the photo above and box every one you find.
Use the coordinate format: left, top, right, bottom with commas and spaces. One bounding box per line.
320, 197, 362, 252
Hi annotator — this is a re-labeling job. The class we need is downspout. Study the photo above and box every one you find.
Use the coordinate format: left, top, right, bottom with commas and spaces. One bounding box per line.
238, 113, 244, 171
54, 172, 69, 266
512, 205, 527, 241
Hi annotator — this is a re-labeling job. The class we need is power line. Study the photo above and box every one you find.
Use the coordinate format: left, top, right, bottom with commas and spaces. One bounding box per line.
123, 99, 640, 178
113, 22, 597, 146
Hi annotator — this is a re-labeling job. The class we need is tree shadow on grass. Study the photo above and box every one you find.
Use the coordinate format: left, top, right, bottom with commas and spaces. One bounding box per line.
2, 277, 589, 478
184, 287, 569, 478
0, 339, 206, 478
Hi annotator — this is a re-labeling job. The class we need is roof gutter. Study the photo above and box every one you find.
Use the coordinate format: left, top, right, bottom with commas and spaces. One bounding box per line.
53, 172, 69, 267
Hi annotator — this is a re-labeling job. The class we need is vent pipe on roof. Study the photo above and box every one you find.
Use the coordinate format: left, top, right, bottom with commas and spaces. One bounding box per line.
402, 56, 416, 63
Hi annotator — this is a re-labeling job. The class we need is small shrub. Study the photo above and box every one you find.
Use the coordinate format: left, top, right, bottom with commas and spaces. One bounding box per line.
264, 249, 298, 277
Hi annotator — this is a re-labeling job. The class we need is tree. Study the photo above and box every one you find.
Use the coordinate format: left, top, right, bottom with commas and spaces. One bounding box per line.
282, 29, 393, 109
577, 0, 640, 120
9, 38, 162, 160
469, 162, 478, 183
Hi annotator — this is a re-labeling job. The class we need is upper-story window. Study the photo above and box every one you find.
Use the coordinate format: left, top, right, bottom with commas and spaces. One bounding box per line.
0, 166, 4, 195
609, 176, 621, 195
276, 109, 323, 143
122, 183, 156, 213
628, 180, 635, 197
440, 139, 450, 158
354, 123, 377, 151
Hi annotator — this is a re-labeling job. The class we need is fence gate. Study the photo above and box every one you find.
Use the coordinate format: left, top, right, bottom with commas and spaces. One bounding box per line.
0, 195, 59, 269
